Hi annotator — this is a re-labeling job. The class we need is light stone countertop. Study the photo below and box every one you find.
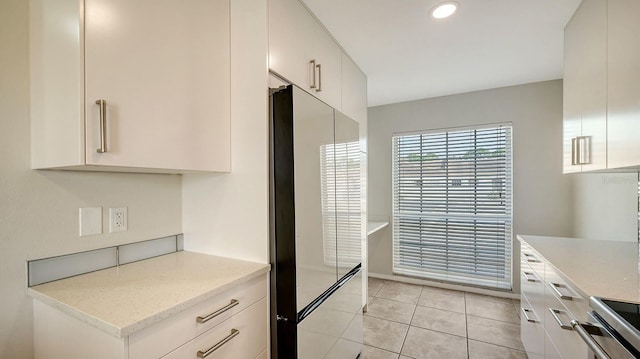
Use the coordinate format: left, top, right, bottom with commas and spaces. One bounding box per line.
27, 251, 270, 338
367, 221, 389, 236
518, 235, 640, 303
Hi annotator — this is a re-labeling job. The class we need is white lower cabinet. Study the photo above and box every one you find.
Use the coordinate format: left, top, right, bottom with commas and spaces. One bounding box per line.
161, 299, 267, 359
520, 240, 590, 359
520, 294, 544, 359
34, 275, 268, 359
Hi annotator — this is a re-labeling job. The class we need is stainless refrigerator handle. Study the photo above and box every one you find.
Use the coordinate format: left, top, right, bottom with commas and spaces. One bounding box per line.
521, 308, 537, 323
316, 63, 322, 92
549, 308, 573, 330
96, 99, 107, 153
571, 320, 611, 359
196, 299, 239, 323
196, 329, 239, 358
549, 282, 574, 300
309, 59, 317, 89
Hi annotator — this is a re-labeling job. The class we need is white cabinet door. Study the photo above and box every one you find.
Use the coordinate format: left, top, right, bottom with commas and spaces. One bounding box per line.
607, 0, 640, 169
268, 0, 315, 90
562, 0, 607, 173
268, 0, 344, 110
31, 0, 230, 173
84, 0, 230, 171
312, 21, 342, 109
341, 53, 368, 152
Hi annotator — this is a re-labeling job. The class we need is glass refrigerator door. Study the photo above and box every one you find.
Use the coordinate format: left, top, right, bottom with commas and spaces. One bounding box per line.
293, 86, 338, 311
333, 111, 362, 279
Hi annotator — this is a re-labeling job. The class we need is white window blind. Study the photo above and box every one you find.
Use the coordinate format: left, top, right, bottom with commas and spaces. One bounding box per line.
392, 124, 513, 290
321, 141, 361, 269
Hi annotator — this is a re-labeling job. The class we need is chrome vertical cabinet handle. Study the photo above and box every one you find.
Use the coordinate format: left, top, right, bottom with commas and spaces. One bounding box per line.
571, 137, 579, 165
316, 63, 322, 92
309, 59, 317, 89
95, 99, 107, 153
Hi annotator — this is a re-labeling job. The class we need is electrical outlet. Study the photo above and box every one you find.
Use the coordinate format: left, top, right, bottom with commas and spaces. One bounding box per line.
109, 207, 128, 233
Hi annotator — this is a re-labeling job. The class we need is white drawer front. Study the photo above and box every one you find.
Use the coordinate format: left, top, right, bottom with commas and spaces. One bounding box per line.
521, 263, 546, 325
520, 294, 544, 359
520, 247, 544, 277
545, 267, 590, 322
162, 298, 267, 359
130, 275, 267, 359
544, 297, 588, 359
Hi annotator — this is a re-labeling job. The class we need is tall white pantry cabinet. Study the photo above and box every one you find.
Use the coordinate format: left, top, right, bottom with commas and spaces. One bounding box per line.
30, 0, 231, 173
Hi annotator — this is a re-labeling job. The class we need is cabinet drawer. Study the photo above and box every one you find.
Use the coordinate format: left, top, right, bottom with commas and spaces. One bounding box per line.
545, 267, 590, 321
162, 298, 267, 359
521, 264, 545, 325
544, 298, 588, 359
129, 275, 267, 359
544, 330, 562, 359
520, 294, 544, 359
520, 246, 544, 277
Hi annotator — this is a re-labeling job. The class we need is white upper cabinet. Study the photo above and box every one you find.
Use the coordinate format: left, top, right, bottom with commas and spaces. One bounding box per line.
607, 0, 640, 169
30, 0, 230, 173
564, 0, 640, 173
563, 0, 607, 173
341, 53, 368, 152
268, 0, 342, 110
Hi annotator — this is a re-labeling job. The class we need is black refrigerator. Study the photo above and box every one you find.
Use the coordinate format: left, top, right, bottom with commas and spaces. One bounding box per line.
270, 84, 363, 359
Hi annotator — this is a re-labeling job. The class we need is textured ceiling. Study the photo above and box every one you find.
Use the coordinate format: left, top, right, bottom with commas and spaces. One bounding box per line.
301, 0, 582, 106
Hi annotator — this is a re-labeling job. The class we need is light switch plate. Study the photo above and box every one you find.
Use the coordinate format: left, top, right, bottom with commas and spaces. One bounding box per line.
79, 207, 102, 236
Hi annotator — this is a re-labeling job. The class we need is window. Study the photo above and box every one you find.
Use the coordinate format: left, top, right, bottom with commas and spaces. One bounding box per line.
321, 140, 361, 268
392, 124, 513, 290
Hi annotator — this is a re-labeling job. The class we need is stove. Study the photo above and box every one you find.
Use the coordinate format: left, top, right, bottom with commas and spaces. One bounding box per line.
587, 297, 640, 358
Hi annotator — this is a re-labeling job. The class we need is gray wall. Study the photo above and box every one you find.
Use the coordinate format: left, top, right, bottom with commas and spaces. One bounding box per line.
1, 2, 183, 357
367, 80, 574, 294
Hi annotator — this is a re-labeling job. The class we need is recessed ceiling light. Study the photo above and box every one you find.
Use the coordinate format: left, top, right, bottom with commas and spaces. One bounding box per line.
431, 2, 459, 19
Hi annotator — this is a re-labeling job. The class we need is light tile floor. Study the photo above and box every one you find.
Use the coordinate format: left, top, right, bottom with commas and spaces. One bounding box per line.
362, 278, 528, 359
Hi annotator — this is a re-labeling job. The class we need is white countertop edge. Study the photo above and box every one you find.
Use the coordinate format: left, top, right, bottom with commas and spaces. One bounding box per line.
367, 221, 389, 236
27, 264, 270, 338
516, 235, 590, 300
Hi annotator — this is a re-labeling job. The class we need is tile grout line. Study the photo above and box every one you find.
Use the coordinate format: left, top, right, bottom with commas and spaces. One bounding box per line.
465, 292, 470, 359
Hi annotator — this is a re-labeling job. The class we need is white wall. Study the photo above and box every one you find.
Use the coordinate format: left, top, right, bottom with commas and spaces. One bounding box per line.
367, 80, 573, 294
0, 1, 183, 357
181, 0, 270, 263
573, 172, 638, 241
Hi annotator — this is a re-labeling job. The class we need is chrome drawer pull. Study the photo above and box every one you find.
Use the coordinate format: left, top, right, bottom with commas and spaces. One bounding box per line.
196, 299, 239, 323
523, 253, 538, 263
549, 282, 574, 300
197, 329, 239, 358
521, 308, 538, 323
522, 271, 538, 282
549, 308, 572, 330
571, 320, 610, 359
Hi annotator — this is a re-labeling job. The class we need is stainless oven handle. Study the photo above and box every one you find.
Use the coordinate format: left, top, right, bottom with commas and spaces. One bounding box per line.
571, 320, 611, 359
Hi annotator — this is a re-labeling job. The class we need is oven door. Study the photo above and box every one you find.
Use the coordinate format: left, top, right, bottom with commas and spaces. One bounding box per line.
572, 312, 637, 359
